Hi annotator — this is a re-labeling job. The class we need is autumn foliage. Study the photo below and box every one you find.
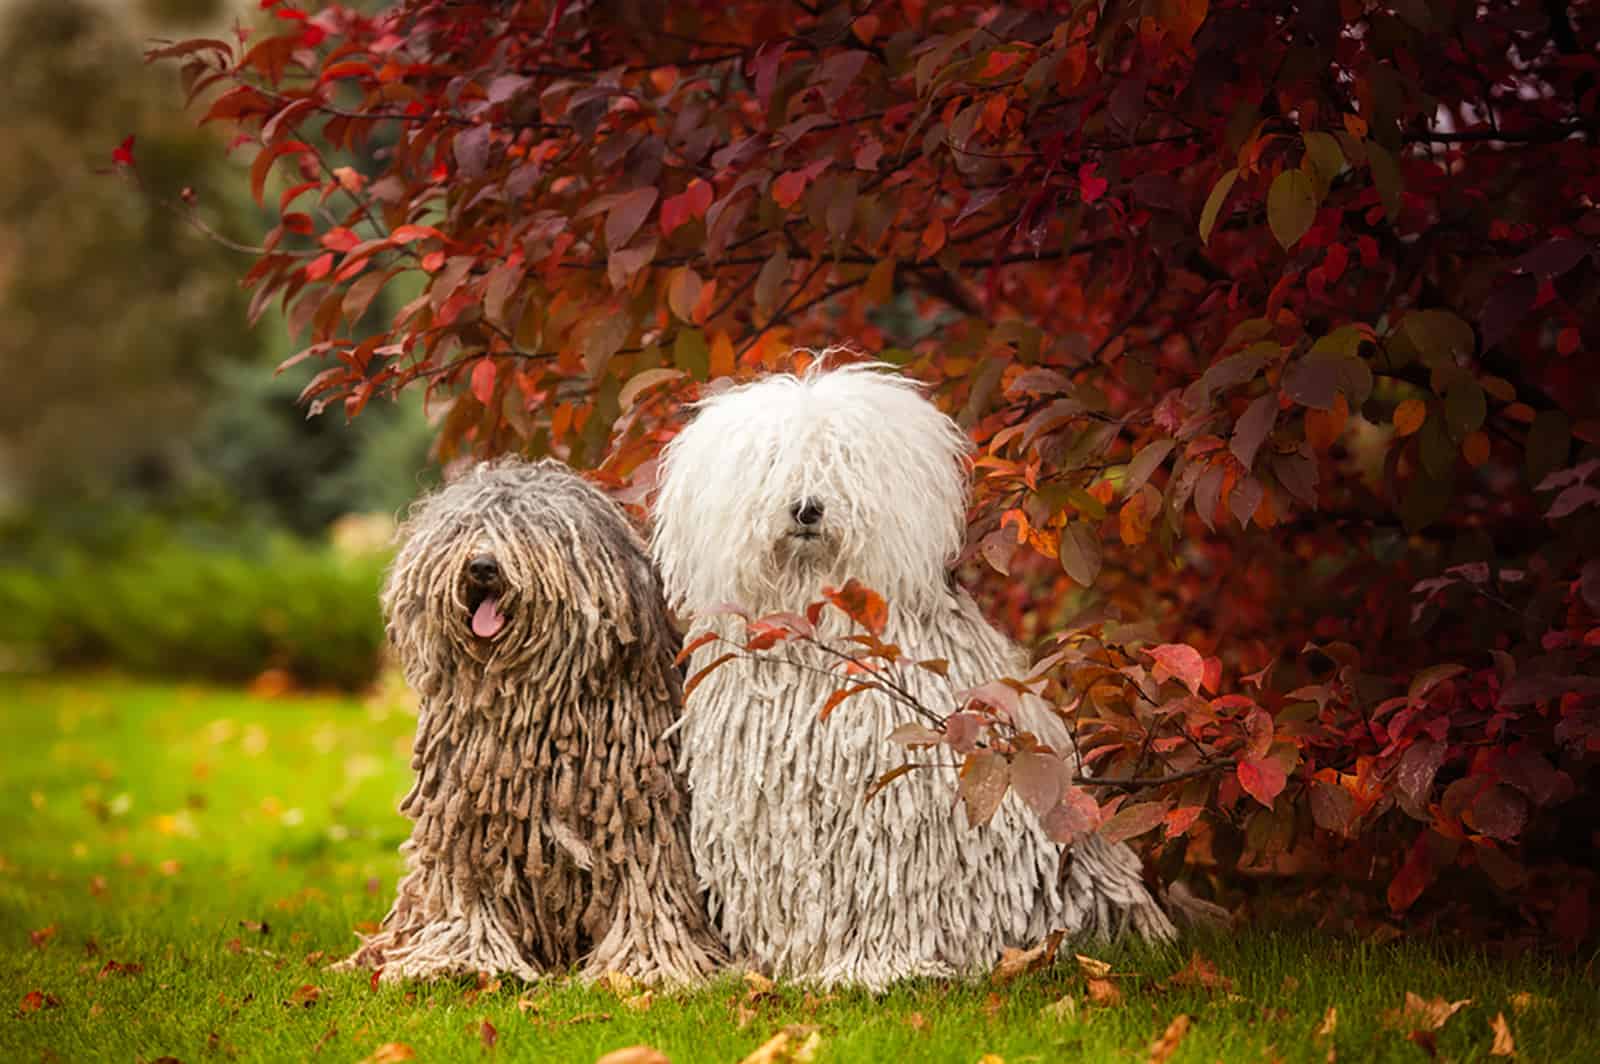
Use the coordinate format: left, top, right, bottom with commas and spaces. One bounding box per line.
147, 0, 1599, 943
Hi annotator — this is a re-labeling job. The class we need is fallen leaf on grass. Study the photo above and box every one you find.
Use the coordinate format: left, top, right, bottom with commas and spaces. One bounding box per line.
479, 1019, 498, 1049
992, 930, 1064, 984
595, 1048, 668, 1064
1280, 975, 1301, 993
744, 971, 777, 1000
358, 1044, 415, 1064
739, 1026, 822, 1064
30, 925, 57, 950
18, 990, 62, 1015
904, 1011, 928, 1031
1040, 996, 1078, 1022
1075, 953, 1113, 978
1146, 1014, 1191, 1064
1163, 950, 1233, 993
1382, 992, 1471, 1031
982, 992, 1005, 1018
97, 960, 143, 979
1086, 978, 1124, 1007
623, 991, 654, 1012
515, 991, 541, 1014
310, 1026, 337, 1055
977, 1055, 1005, 1064
733, 1004, 758, 1028
1508, 992, 1546, 1015
601, 971, 637, 996
1489, 1012, 1515, 1057
1316, 1006, 1337, 1037
304, 950, 327, 967
286, 984, 323, 1007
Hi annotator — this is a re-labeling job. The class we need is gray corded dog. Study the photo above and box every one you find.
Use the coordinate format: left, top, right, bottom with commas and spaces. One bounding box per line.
337, 458, 723, 984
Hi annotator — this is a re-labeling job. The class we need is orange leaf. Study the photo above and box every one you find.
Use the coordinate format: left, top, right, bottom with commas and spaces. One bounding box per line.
822, 579, 889, 635
709, 331, 736, 377
1305, 391, 1348, 452
818, 683, 879, 721
1393, 398, 1427, 436
919, 218, 946, 260
1463, 430, 1490, 467
1118, 491, 1152, 546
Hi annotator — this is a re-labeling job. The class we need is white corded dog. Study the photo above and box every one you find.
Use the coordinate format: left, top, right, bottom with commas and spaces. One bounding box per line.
651, 362, 1175, 990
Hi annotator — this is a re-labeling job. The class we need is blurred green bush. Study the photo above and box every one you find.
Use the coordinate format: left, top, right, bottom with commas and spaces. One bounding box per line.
0, 514, 388, 690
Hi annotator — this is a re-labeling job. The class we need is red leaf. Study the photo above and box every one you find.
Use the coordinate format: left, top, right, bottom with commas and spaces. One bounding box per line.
1042, 787, 1101, 843
1236, 758, 1286, 808
304, 252, 334, 281
1148, 643, 1206, 696
1163, 805, 1205, 839
1100, 800, 1169, 844
660, 178, 714, 237
1078, 162, 1108, 203
605, 187, 657, 250
112, 135, 136, 167
1387, 834, 1437, 912
470, 359, 496, 406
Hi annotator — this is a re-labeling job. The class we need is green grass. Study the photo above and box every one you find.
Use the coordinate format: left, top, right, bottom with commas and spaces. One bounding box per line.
1, 675, 1595, 1063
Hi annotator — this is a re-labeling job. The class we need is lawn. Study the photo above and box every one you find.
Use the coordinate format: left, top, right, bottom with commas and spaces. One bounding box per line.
1, 676, 1594, 1063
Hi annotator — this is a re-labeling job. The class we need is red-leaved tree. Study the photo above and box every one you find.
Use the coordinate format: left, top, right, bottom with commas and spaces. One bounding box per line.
141, 0, 1599, 944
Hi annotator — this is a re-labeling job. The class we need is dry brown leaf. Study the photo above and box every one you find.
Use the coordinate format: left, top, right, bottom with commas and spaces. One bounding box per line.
981, 992, 1005, 1018
1280, 975, 1301, 993
623, 991, 654, 1012
1316, 1005, 1338, 1038
1075, 953, 1113, 978
1383, 992, 1472, 1031
1040, 996, 1078, 1023
904, 1011, 928, 1031
1146, 1014, 1191, 1064
977, 1056, 1005, 1064
601, 971, 637, 996
1086, 978, 1124, 1007
357, 1044, 415, 1064
743, 971, 775, 995
286, 984, 322, 1007
1490, 1012, 1515, 1057
739, 1030, 806, 1064
733, 1004, 758, 1029
595, 1047, 669, 1064
1508, 992, 1545, 1015
29, 926, 56, 950
479, 1019, 498, 1049
1165, 950, 1233, 993
992, 943, 1047, 985
515, 991, 541, 1014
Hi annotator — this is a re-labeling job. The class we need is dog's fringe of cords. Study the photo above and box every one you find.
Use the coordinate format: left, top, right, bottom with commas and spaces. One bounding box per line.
334, 458, 725, 985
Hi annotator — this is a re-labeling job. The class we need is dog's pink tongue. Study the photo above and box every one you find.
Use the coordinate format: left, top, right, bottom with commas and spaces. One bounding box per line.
471, 596, 506, 639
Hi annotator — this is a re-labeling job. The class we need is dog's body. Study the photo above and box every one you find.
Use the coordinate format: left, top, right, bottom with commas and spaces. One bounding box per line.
338, 458, 722, 984
651, 364, 1175, 989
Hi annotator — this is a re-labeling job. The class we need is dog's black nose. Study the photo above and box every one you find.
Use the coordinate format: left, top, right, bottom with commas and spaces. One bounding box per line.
467, 555, 500, 585
791, 499, 825, 527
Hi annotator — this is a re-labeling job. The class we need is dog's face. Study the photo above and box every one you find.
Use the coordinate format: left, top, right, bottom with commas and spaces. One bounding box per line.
651, 362, 972, 616
384, 459, 662, 678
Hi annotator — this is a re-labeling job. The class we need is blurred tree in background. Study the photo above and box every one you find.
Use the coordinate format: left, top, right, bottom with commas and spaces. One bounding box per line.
0, 0, 260, 503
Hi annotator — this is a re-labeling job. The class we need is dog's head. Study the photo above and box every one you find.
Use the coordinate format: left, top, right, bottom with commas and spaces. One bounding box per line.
650, 359, 971, 616
384, 458, 664, 682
